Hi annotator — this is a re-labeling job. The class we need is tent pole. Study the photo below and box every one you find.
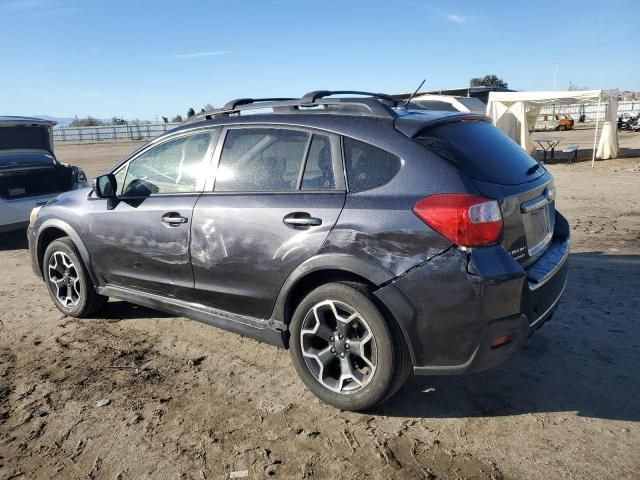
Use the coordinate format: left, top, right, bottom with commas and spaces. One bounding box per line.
591, 96, 602, 167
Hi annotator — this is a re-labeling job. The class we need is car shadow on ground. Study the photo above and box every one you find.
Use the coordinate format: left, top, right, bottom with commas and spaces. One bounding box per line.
0, 228, 28, 250
92, 300, 175, 321
51, 250, 640, 422
376, 252, 640, 422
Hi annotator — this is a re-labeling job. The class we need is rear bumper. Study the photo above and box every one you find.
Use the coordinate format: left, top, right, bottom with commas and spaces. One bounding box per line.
375, 212, 570, 375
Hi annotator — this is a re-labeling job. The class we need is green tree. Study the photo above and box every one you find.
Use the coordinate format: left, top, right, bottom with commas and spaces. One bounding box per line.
470, 74, 508, 88
70, 116, 103, 127
187, 107, 196, 118
171, 114, 183, 123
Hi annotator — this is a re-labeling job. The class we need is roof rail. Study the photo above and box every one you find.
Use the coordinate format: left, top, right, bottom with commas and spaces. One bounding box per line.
301, 90, 398, 105
222, 97, 297, 111
184, 92, 398, 123
186, 99, 307, 123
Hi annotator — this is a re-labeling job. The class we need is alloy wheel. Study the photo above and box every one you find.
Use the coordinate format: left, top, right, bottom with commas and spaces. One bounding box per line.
48, 251, 81, 308
300, 300, 377, 394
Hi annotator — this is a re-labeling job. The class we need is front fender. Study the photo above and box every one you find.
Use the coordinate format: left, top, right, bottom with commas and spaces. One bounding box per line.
34, 218, 99, 288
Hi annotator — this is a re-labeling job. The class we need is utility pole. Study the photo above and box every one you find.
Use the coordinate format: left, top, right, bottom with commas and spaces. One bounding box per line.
553, 63, 559, 116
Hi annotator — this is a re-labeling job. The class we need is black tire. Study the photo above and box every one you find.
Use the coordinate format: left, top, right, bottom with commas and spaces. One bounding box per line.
289, 282, 411, 411
43, 237, 108, 317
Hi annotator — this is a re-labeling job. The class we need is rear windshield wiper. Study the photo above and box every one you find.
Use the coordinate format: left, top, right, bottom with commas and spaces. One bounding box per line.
527, 163, 540, 175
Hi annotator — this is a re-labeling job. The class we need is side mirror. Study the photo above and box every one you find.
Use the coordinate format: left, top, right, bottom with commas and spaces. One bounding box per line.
94, 174, 117, 199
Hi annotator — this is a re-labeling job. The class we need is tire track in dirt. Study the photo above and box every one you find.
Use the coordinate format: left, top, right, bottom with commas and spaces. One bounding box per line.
1, 313, 504, 479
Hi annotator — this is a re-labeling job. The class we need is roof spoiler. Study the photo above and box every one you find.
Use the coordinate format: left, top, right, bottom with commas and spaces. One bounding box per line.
394, 112, 489, 138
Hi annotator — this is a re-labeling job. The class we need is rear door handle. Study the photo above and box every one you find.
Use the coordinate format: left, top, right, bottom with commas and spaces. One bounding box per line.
283, 212, 322, 228
162, 212, 189, 226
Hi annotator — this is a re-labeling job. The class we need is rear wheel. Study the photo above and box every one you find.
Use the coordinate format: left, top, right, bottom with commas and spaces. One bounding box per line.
43, 237, 108, 317
289, 282, 411, 411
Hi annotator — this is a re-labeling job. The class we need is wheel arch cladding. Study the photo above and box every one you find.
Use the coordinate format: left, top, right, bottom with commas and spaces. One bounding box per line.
36, 220, 98, 287
271, 253, 397, 326
273, 255, 416, 358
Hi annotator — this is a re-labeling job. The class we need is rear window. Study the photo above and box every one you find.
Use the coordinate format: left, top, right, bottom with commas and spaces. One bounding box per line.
415, 120, 543, 185
343, 138, 400, 192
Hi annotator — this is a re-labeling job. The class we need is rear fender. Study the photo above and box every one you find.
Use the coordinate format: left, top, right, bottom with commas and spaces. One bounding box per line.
270, 253, 396, 323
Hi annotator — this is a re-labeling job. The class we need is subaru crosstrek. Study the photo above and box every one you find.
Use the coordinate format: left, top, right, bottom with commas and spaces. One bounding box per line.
28, 91, 569, 410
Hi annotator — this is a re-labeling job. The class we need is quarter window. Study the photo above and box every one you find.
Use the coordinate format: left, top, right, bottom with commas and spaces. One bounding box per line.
121, 130, 216, 196
343, 137, 400, 192
301, 135, 336, 190
215, 128, 309, 192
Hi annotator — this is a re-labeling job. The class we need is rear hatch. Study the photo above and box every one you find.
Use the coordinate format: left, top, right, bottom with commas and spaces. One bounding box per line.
414, 119, 555, 265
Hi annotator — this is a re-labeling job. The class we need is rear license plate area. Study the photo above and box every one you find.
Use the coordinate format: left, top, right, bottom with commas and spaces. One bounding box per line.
525, 205, 552, 256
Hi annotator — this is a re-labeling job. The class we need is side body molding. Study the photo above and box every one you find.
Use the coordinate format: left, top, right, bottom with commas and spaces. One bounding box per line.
270, 253, 396, 323
35, 219, 100, 287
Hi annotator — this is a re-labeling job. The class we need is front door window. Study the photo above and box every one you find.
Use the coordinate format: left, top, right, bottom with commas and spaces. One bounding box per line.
121, 131, 215, 196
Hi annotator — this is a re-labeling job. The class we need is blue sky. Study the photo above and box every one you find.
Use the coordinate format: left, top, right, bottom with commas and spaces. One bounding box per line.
1, 0, 638, 120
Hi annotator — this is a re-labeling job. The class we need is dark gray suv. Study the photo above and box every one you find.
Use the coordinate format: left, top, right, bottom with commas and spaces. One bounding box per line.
28, 91, 569, 410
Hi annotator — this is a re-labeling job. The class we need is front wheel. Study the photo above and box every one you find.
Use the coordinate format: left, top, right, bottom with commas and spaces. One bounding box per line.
43, 237, 108, 317
289, 282, 411, 411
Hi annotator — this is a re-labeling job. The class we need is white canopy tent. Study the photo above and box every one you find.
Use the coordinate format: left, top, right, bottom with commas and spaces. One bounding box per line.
486, 90, 619, 166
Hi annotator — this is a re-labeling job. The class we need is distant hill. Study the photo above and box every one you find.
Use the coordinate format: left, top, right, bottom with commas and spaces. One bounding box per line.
30, 115, 75, 126
31, 115, 110, 126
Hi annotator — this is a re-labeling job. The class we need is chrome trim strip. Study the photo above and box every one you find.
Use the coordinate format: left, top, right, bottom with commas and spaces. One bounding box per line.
521, 187, 556, 214
521, 195, 550, 213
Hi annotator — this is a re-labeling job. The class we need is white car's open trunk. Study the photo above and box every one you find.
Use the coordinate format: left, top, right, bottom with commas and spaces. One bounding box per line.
0, 119, 72, 200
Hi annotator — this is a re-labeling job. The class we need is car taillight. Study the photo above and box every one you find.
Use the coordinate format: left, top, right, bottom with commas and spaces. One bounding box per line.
73, 166, 88, 184
413, 194, 503, 247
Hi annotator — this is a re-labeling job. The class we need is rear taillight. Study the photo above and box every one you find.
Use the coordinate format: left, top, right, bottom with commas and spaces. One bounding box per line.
413, 194, 503, 247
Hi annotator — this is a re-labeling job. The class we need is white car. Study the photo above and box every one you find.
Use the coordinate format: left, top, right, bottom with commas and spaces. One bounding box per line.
0, 116, 87, 232
407, 94, 487, 114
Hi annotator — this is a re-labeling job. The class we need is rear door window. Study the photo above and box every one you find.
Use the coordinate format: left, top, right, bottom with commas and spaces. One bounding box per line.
215, 128, 309, 192
415, 120, 543, 186
343, 137, 400, 192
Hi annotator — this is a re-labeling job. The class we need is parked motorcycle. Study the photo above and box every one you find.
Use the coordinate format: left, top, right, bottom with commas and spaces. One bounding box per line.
618, 113, 640, 131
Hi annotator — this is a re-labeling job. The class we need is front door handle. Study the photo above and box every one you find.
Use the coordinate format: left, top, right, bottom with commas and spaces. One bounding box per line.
162, 212, 188, 226
283, 212, 322, 228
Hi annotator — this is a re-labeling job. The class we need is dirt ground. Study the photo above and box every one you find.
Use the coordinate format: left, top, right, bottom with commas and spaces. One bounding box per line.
1, 135, 639, 480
